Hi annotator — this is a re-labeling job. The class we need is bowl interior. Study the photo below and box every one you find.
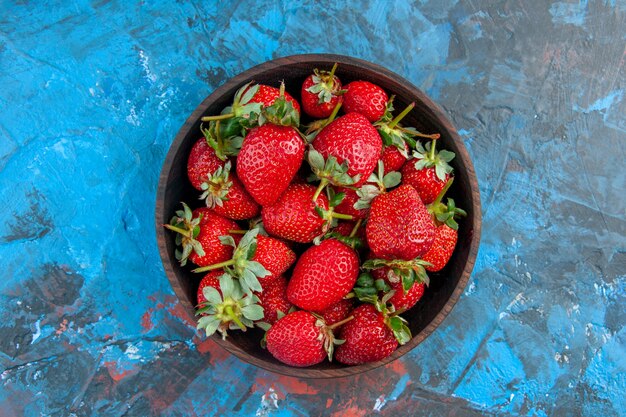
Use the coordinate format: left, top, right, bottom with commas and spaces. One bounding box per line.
156, 54, 481, 378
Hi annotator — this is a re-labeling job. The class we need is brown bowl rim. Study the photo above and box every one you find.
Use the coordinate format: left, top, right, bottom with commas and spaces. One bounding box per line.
155, 53, 482, 378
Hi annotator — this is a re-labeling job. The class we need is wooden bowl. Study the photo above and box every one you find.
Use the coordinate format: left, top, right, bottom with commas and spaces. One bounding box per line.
156, 54, 481, 378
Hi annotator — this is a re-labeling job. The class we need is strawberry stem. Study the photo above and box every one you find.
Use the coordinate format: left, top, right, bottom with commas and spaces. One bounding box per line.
312, 178, 329, 202
331, 212, 354, 220
432, 177, 454, 206
327, 315, 354, 330
225, 305, 247, 331
327, 101, 342, 123
349, 219, 362, 238
163, 224, 190, 236
387, 102, 415, 129
429, 138, 437, 160
328, 62, 338, 80
201, 113, 235, 122
228, 229, 248, 235
192, 259, 235, 273
410, 131, 440, 140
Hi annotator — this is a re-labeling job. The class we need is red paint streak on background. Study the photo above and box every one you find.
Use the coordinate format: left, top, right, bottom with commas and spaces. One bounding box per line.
103, 361, 136, 382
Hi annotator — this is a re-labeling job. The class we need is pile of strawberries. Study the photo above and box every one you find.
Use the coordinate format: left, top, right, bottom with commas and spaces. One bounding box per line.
165, 64, 466, 367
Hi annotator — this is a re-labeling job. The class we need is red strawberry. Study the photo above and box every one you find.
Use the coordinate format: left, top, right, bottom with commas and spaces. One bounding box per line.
342, 81, 388, 122
402, 139, 455, 204
165, 204, 240, 267
254, 235, 296, 278
192, 229, 295, 295
386, 279, 425, 311
261, 183, 329, 243
265, 310, 351, 367
334, 304, 399, 365
314, 298, 354, 326
381, 142, 408, 174
301, 64, 343, 119
256, 275, 292, 324
333, 186, 368, 220
366, 184, 435, 260
332, 221, 365, 241
422, 224, 458, 272
200, 161, 259, 220
246, 84, 301, 116
237, 124, 305, 206
312, 113, 382, 187
287, 238, 359, 311
187, 137, 225, 191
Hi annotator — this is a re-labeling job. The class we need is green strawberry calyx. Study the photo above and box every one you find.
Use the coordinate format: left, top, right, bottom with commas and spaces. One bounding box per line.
375, 97, 441, 151
164, 202, 205, 266
201, 82, 263, 123
192, 229, 271, 296
362, 257, 431, 292
258, 81, 300, 128
200, 121, 244, 161
346, 274, 412, 345
308, 147, 361, 201
305, 63, 345, 104
412, 138, 455, 181
199, 161, 233, 209
354, 160, 401, 210
426, 177, 467, 230
313, 188, 354, 244
196, 273, 264, 340
324, 219, 364, 250
314, 313, 354, 361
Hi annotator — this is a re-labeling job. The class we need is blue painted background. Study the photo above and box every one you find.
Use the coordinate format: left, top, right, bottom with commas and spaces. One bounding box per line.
1, 1, 625, 416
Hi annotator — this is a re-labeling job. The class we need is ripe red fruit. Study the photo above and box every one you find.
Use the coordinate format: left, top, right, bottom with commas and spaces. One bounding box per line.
237, 124, 305, 206
261, 183, 329, 243
254, 235, 297, 278
287, 239, 359, 311
334, 304, 398, 365
301, 65, 343, 119
247, 84, 301, 116
264, 311, 327, 367
165, 204, 240, 267
256, 275, 292, 324
314, 298, 354, 326
312, 113, 382, 187
200, 162, 259, 220
366, 184, 436, 260
422, 224, 458, 272
402, 139, 455, 204
187, 137, 225, 191
333, 186, 368, 220
342, 81, 388, 122
387, 279, 425, 311
381, 142, 409, 174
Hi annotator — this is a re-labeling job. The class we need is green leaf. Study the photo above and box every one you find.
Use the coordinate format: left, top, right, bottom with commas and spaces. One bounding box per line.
247, 261, 270, 278
242, 304, 264, 321
219, 235, 237, 248
239, 83, 259, 105
330, 191, 345, 207
388, 316, 403, 331
219, 273, 237, 299
401, 273, 415, 293
238, 228, 259, 249
314, 205, 324, 219
374, 279, 391, 292
438, 150, 455, 162
202, 286, 223, 306
242, 269, 263, 293
435, 164, 446, 181
246, 241, 258, 260
256, 321, 271, 331
308, 148, 325, 171
393, 323, 412, 345
197, 316, 221, 336
382, 172, 401, 189
356, 272, 374, 287
191, 240, 205, 257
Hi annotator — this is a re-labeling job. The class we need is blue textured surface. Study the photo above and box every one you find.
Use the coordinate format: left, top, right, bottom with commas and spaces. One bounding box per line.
1, 1, 625, 416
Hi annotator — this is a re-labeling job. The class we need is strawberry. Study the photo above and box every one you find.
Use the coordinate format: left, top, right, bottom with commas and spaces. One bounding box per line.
422, 224, 458, 272
200, 161, 259, 220
164, 203, 240, 267
342, 81, 388, 122
265, 310, 352, 367
366, 184, 435, 260
381, 142, 409, 174
261, 183, 330, 243
386, 279, 425, 311
352, 266, 424, 311
301, 63, 344, 119
192, 229, 295, 295
196, 271, 263, 339
236, 123, 305, 206
246, 83, 301, 116
255, 275, 292, 324
334, 304, 409, 365
312, 113, 382, 188
333, 186, 368, 220
402, 138, 455, 204
187, 137, 226, 191
314, 298, 354, 326
287, 238, 360, 311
